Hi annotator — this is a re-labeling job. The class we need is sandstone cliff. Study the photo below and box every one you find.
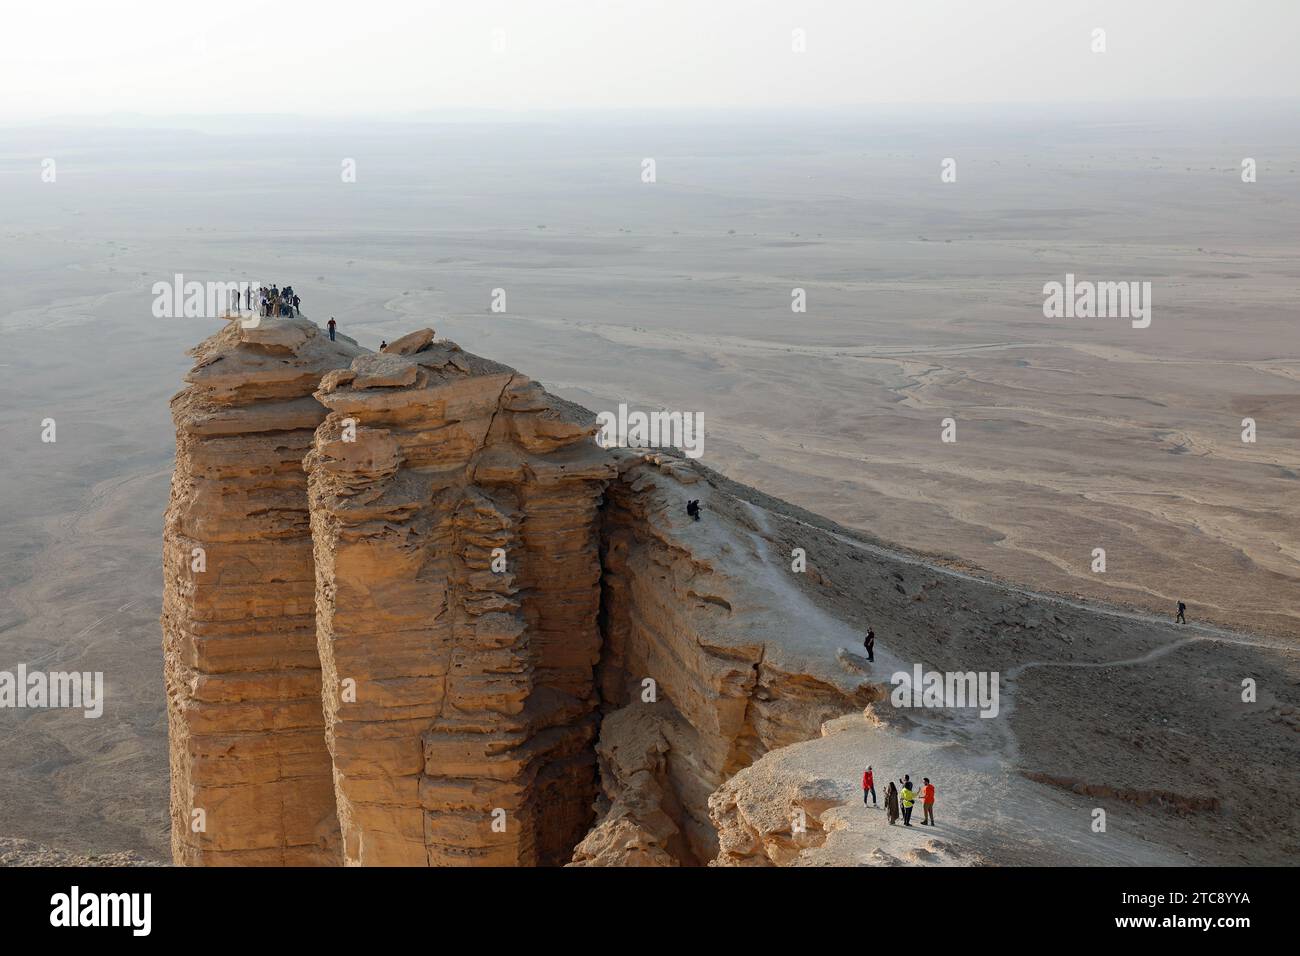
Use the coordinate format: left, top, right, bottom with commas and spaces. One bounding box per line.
161, 319, 360, 864
163, 316, 873, 866
165, 316, 1296, 867
303, 334, 614, 865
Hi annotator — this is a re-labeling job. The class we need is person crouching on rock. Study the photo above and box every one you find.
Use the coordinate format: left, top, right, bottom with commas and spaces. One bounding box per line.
686, 499, 701, 521
862, 765, 876, 807
885, 781, 899, 825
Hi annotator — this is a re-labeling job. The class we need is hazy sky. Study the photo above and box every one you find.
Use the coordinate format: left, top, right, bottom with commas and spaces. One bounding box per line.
2, 0, 1297, 119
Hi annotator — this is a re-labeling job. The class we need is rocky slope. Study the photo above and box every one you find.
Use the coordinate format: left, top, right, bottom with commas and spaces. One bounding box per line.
163, 316, 1299, 867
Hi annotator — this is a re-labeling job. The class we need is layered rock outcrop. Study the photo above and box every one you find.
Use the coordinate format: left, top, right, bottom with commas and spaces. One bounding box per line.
304, 339, 615, 865
164, 316, 1299, 868
161, 318, 361, 864
163, 316, 877, 866
580, 458, 881, 864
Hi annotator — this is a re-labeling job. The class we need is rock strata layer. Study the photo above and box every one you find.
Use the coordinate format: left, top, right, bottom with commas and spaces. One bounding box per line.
304, 339, 615, 865
161, 318, 361, 864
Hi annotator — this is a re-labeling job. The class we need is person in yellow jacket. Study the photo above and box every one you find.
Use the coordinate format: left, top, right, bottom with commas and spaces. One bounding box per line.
899, 781, 917, 827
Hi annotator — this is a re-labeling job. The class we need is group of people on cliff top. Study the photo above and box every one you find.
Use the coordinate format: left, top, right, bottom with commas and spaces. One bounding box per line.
249, 284, 300, 318
862, 766, 936, 828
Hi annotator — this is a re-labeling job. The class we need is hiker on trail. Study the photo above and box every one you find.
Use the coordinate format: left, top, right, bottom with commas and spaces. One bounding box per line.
885, 781, 900, 825
686, 499, 701, 521
864, 627, 875, 662
899, 780, 916, 826
920, 777, 935, 826
862, 766, 877, 807
327, 317, 337, 341
1176, 600, 1186, 624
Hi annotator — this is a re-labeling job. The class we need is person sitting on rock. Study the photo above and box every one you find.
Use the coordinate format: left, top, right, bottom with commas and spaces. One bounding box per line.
380, 340, 388, 351
686, 499, 701, 521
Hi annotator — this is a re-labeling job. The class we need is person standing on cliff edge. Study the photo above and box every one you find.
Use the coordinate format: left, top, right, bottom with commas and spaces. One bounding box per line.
327, 317, 337, 341
864, 627, 875, 662
862, 765, 876, 807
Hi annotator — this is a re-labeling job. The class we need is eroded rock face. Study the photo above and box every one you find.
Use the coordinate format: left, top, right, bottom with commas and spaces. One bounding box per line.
709, 771, 842, 867
161, 317, 362, 864
164, 323, 876, 867
584, 457, 881, 865
304, 341, 617, 865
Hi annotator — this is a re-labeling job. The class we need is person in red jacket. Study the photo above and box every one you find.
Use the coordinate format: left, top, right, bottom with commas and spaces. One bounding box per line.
921, 777, 936, 825
862, 766, 877, 807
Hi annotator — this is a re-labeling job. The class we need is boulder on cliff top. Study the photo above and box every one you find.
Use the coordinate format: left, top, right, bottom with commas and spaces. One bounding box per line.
385, 328, 436, 355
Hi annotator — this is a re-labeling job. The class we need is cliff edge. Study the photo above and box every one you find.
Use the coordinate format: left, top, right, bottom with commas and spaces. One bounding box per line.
163, 316, 1299, 867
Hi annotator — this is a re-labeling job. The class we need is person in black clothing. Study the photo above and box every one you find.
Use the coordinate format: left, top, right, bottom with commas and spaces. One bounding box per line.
327, 317, 337, 341
292, 294, 301, 316
864, 627, 875, 662
1176, 600, 1187, 624
380, 340, 388, 350
686, 499, 701, 521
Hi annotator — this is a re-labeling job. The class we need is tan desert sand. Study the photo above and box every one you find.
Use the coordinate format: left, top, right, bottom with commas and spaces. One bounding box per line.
0, 114, 1296, 863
